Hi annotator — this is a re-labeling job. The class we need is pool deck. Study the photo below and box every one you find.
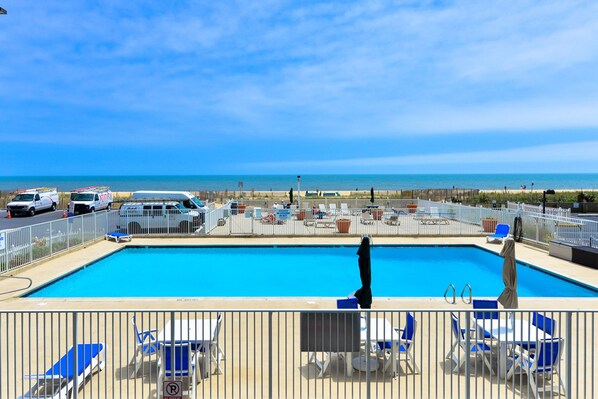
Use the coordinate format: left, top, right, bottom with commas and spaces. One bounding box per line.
2, 236, 598, 310
2, 237, 598, 398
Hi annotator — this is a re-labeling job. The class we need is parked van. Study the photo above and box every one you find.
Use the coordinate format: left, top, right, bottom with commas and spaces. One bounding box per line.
68, 186, 113, 214
7, 188, 59, 217
131, 191, 206, 210
118, 201, 201, 234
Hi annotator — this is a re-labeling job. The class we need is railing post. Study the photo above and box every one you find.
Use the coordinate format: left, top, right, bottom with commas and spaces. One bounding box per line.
28, 226, 32, 263
566, 312, 572, 399
268, 311, 273, 399
464, 311, 471, 399
366, 311, 371, 399
49, 220, 53, 256
72, 311, 79, 399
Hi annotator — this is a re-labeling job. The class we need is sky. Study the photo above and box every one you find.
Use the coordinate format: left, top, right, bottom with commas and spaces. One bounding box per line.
1, 0, 598, 176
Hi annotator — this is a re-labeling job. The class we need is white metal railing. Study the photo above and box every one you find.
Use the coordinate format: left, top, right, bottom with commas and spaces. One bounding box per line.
507, 201, 572, 217
0, 309, 595, 398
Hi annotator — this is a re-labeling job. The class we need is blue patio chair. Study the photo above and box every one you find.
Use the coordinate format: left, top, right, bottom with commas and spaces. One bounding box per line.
486, 223, 510, 243
506, 337, 565, 398
378, 312, 420, 374
449, 313, 494, 375
19, 343, 105, 399
131, 315, 160, 376
473, 299, 499, 339
157, 342, 199, 398
521, 312, 557, 351
336, 297, 358, 309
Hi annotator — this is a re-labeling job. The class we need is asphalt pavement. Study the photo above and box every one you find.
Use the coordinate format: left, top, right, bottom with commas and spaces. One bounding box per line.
0, 209, 67, 231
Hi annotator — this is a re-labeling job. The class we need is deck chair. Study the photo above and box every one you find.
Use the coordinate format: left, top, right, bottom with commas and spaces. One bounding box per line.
131, 315, 160, 376
520, 312, 556, 351
486, 223, 510, 243
308, 300, 359, 377
473, 299, 499, 339
340, 203, 350, 215
329, 203, 337, 215
449, 313, 494, 375
378, 312, 420, 374
360, 212, 374, 225
384, 214, 400, 226
157, 342, 199, 398
105, 231, 132, 243
506, 338, 565, 398
196, 313, 225, 376
303, 211, 316, 226
19, 343, 106, 399
318, 204, 328, 215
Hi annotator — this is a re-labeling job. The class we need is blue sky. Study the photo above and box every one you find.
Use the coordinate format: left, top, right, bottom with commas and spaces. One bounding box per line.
1, 0, 597, 175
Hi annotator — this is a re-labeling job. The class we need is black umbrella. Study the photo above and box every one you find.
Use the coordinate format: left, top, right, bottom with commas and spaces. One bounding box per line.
289, 187, 294, 204
370, 187, 375, 204
354, 236, 372, 309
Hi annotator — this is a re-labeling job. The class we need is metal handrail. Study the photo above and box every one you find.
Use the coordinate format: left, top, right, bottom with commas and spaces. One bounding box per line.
0, 275, 32, 296
444, 284, 456, 304
460, 284, 473, 304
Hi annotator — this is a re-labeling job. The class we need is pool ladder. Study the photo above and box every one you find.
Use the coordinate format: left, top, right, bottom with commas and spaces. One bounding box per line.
444, 283, 473, 304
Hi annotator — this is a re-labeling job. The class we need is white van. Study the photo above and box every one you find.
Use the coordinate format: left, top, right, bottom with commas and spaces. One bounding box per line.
68, 186, 113, 214
131, 191, 206, 210
7, 188, 59, 216
118, 201, 201, 234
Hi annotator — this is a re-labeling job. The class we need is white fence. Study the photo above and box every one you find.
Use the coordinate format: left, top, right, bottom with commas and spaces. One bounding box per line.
0, 308, 595, 398
507, 201, 571, 218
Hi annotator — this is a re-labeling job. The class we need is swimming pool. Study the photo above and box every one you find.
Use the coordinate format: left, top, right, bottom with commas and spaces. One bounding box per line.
26, 245, 598, 298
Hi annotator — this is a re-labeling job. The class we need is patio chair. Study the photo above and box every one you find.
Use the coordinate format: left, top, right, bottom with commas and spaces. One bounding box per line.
157, 342, 199, 398
329, 203, 337, 215
105, 231, 132, 243
520, 312, 556, 351
19, 343, 106, 399
131, 315, 160, 376
360, 212, 374, 225
486, 223, 510, 243
303, 211, 316, 226
473, 299, 499, 339
378, 312, 420, 374
318, 204, 329, 216
196, 312, 225, 376
384, 214, 400, 226
340, 203, 350, 215
506, 338, 565, 398
449, 313, 494, 375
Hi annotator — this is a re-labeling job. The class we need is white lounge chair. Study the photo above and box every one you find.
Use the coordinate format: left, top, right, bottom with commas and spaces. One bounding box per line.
340, 203, 350, 215
360, 212, 374, 225
329, 203, 337, 215
20, 343, 106, 399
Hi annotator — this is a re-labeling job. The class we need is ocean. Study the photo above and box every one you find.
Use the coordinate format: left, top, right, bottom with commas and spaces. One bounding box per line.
1, 174, 597, 192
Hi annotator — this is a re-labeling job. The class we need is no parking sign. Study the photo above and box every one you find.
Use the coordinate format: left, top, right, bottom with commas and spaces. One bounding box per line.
163, 380, 182, 399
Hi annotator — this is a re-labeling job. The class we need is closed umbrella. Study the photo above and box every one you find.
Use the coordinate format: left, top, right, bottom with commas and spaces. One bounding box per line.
370, 187, 375, 204
497, 239, 518, 309
354, 236, 372, 309
289, 187, 294, 204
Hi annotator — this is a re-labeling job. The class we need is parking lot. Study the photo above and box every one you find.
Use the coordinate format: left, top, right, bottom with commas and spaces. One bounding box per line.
0, 209, 70, 230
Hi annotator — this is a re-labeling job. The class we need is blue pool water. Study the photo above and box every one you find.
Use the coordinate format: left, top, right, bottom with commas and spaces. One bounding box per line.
26, 245, 598, 298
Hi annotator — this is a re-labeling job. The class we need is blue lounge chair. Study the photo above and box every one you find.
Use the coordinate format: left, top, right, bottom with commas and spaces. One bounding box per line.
131, 315, 160, 376
336, 297, 358, 309
449, 313, 494, 375
105, 231, 132, 243
486, 223, 510, 243
19, 343, 105, 399
506, 338, 565, 398
157, 342, 199, 398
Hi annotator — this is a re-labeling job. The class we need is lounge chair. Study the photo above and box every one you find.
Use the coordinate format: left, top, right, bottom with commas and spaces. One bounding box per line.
131, 315, 160, 376
157, 342, 199, 398
340, 203, 350, 215
329, 203, 337, 215
486, 223, 510, 243
506, 338, 566, 398
260, 213, 283, 224
384, 214, 400, 226
303, 211, 316, 226
19, 343, 106, 399
419, 207, 449, 225
105, 231, 132, 243
377, 312, 420, 374
360, 212, 374, 225
449, 313, 494, 375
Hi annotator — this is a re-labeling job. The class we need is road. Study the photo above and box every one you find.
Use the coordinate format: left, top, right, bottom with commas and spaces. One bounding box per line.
0, 209, 67, 231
